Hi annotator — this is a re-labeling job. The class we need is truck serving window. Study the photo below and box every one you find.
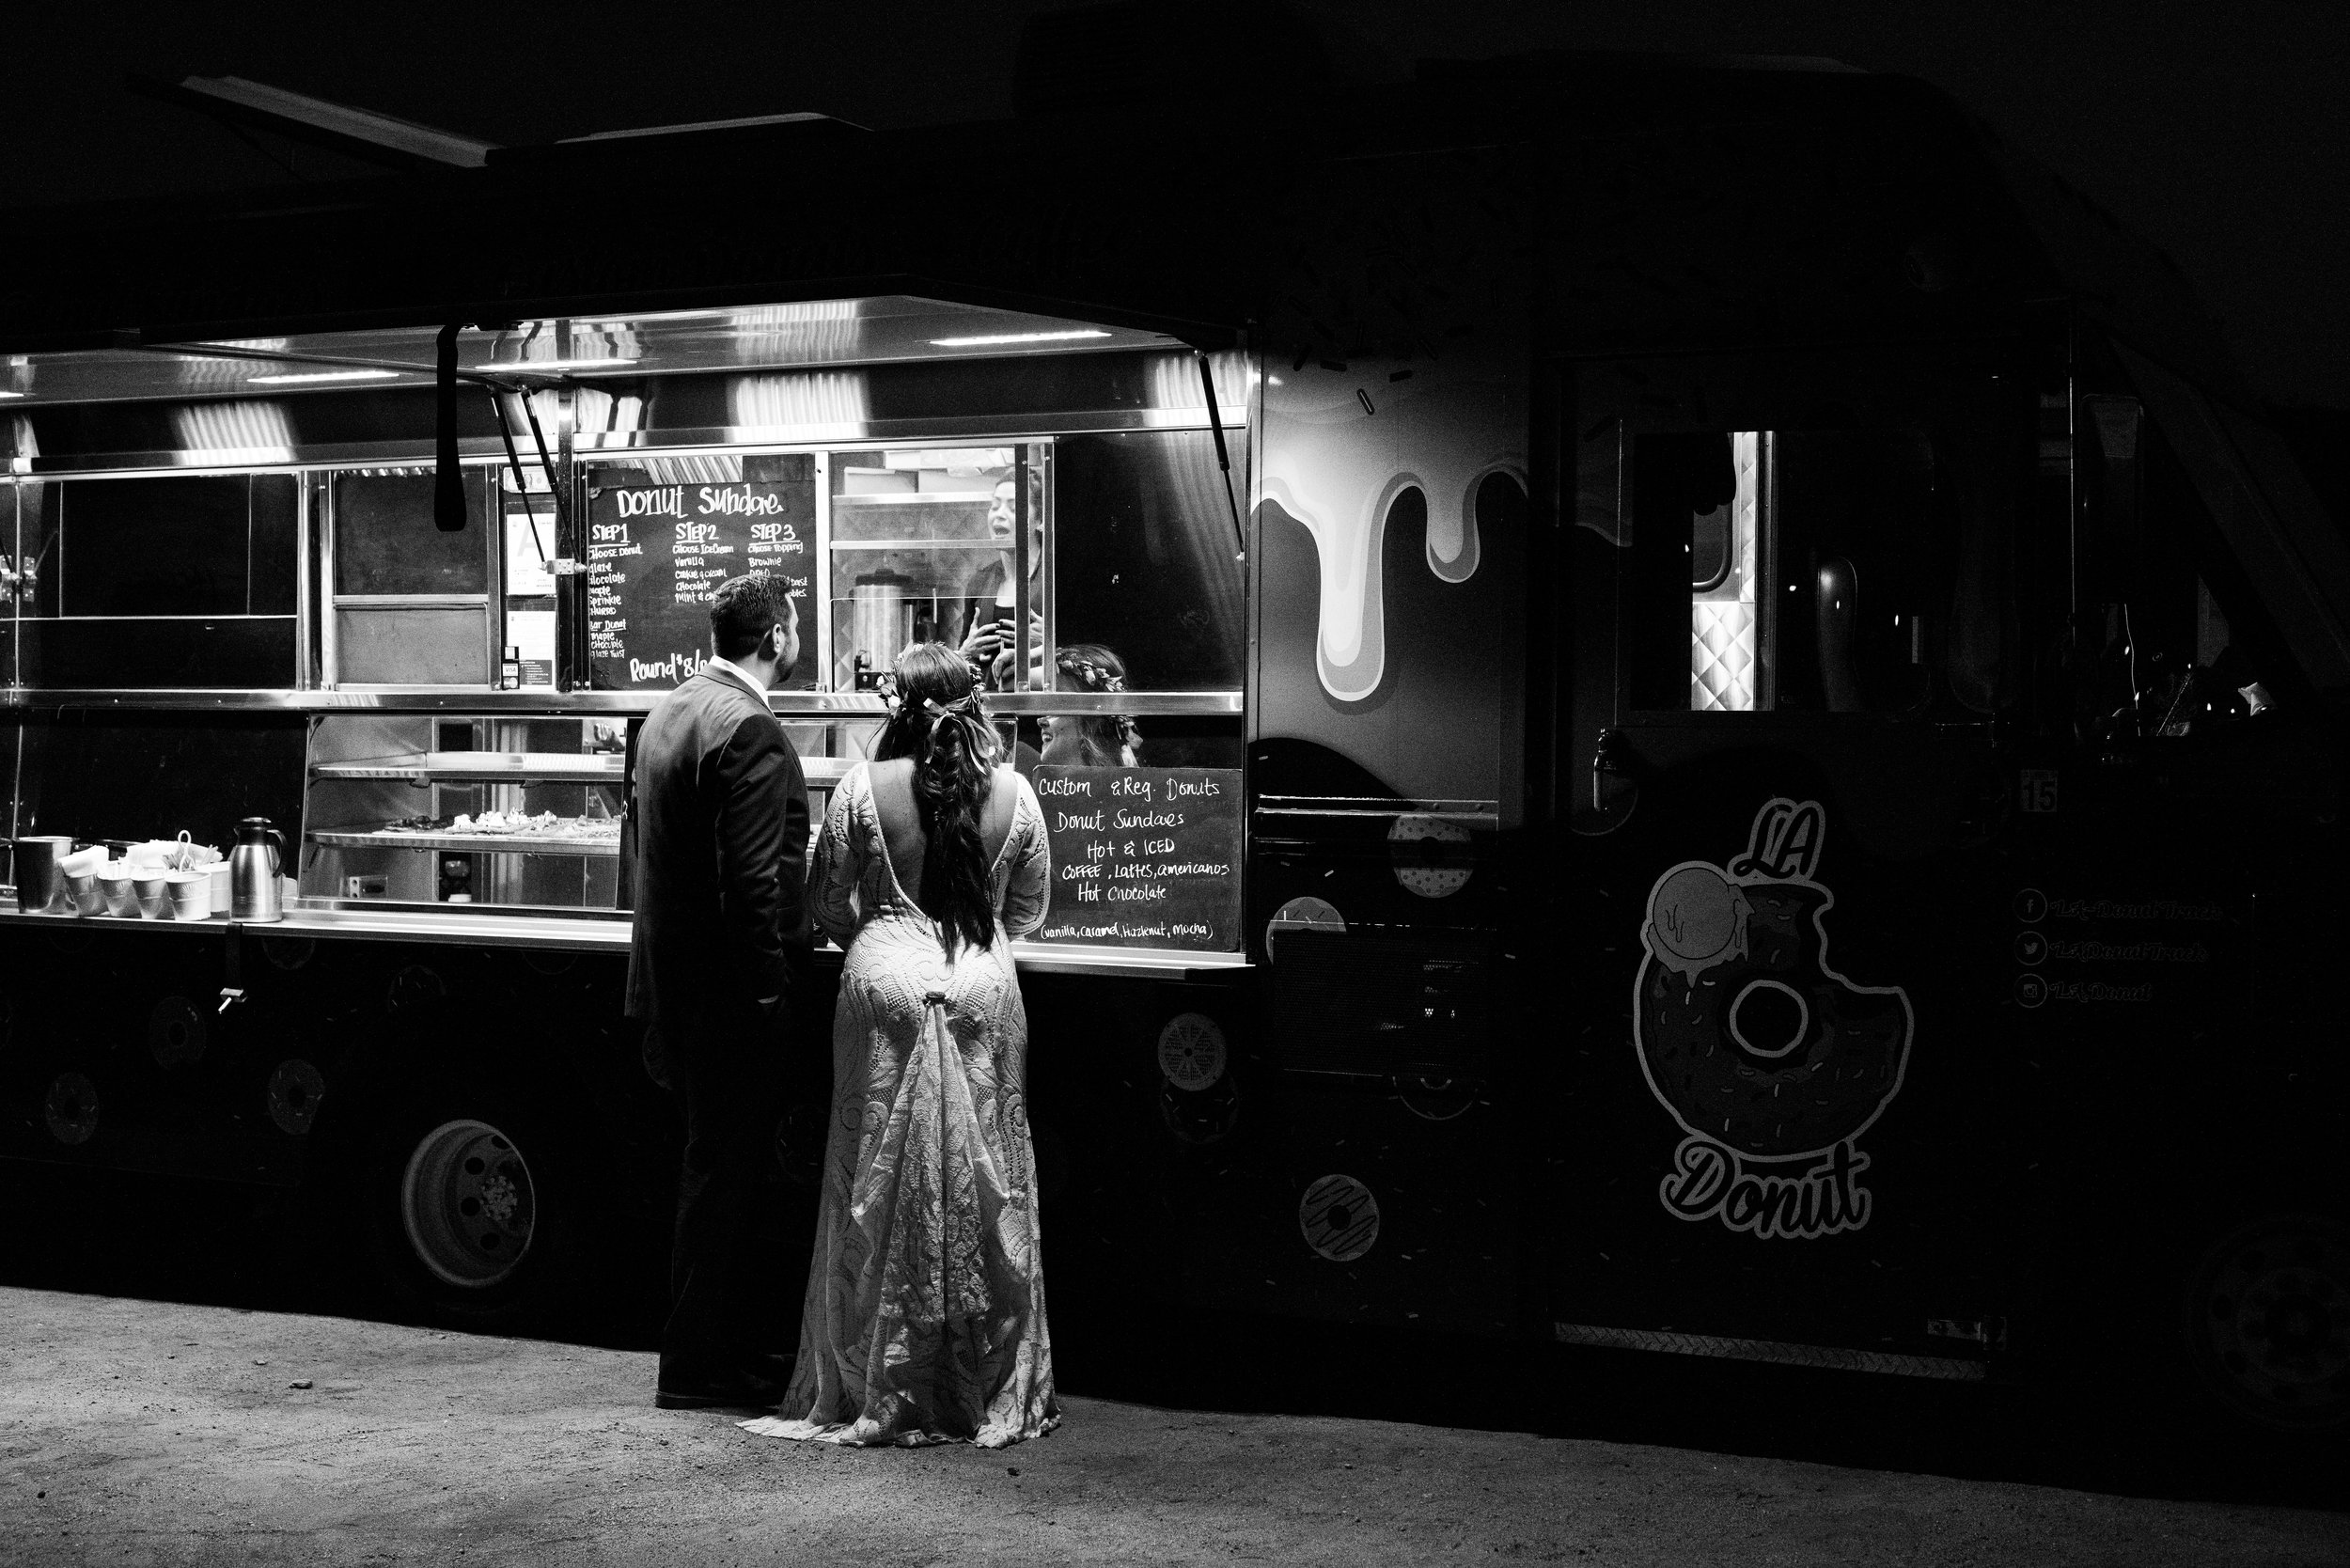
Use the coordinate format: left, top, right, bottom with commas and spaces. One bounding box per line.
12, 471, 300, 689
328, 469, 494, 687
828, 445, 1042, 695
1052, 430, 1246, 696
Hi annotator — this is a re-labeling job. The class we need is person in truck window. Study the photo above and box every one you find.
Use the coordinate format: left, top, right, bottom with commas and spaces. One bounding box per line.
627, 572, 812, 1413
744, 640, 1057, 1449
956, 475, 1044, 690
1036, 644, 1140, 768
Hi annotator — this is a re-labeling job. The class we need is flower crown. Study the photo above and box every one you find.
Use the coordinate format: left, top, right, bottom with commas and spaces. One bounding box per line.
1057, 651, 1126, 694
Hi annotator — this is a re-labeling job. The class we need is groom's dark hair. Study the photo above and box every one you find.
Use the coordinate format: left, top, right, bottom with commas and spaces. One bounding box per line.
710, 572, 792, 659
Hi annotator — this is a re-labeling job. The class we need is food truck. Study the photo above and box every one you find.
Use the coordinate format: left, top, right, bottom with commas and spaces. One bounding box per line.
3, 48, 2344, 1435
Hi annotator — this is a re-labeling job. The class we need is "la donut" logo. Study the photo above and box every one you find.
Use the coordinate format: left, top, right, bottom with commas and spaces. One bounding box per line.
1634, 799, 1913, 1241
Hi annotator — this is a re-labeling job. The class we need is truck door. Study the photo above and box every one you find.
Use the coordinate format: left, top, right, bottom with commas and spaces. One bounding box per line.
1548, 342, 2044, 1366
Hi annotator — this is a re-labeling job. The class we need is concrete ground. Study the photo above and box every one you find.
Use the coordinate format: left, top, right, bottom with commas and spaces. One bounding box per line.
4, 1285, 2347, 1567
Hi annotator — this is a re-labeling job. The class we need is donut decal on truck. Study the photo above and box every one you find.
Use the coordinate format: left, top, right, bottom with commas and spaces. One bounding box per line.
1634, 798, 1913, 1240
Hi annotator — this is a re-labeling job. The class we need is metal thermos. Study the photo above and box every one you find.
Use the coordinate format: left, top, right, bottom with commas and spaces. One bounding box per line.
11, 835, 73, 913
230, 817, 287, 922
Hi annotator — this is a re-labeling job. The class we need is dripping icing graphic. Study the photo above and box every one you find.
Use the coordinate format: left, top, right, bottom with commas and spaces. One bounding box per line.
1260, 355, 1525, 703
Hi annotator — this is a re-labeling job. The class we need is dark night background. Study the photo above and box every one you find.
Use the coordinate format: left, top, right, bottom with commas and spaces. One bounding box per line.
7, 0, 2346, 423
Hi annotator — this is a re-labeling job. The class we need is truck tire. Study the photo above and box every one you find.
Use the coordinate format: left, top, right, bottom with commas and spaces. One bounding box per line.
2180, 1213, 2350, 1435
358, 1079, 598, 1330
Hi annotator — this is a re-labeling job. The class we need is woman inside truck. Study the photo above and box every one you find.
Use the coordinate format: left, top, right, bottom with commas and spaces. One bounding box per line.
1036, 644, 1141, 769
955, 474, 1046, 690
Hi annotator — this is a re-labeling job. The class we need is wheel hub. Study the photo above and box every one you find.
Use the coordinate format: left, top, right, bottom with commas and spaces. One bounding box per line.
400, 1119, 538, 1290
2191, 1219, 2350, 1430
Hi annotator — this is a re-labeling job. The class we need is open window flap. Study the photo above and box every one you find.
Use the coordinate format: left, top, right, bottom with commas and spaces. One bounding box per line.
2114, 340, 2350, 699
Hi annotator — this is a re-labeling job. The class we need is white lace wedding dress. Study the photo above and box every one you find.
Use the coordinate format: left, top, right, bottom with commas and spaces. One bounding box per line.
743, 761, 1058, 1447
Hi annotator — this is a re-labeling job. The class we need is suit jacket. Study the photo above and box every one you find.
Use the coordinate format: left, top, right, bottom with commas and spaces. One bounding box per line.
625, 668, 810, 1030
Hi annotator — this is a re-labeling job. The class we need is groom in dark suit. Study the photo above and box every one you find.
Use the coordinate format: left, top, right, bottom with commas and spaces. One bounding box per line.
628, 572, 811, 1409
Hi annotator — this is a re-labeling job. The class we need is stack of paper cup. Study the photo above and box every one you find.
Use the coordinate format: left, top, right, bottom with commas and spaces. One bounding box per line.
133, 870, 171, 919
165, 870, 211, 920
99, 863, 138, 917
58, 845, 106, 917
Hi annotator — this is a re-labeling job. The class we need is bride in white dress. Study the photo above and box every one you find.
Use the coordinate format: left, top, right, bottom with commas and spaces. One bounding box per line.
744, 642, 1057, 1448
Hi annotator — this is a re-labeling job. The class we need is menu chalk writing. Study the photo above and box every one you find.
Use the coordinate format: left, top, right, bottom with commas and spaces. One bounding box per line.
588, 474, 816, 690
1031, 765, 1241, 951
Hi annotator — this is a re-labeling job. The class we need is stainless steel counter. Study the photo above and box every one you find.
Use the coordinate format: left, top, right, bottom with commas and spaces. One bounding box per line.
0, 901, 635, 953
0, 902, 1249, 978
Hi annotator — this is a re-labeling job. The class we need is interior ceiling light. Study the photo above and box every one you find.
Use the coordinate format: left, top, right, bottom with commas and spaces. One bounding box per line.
926, 329, 1113, 348
471, 357, 641, 373
0, 390, 24, 399
247, 368, 401, 384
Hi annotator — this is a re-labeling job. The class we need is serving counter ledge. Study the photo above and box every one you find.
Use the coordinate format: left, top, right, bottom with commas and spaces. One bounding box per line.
0, 903, 1250, 977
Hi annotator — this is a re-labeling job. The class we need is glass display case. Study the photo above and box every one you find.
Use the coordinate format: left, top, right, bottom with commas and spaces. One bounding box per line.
299, 709, 858, 913
300, 713, 630, 909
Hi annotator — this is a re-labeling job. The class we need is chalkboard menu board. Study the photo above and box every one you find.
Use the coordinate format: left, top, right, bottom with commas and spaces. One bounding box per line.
1029, 766, 1242, 950
587, 474, 816, 690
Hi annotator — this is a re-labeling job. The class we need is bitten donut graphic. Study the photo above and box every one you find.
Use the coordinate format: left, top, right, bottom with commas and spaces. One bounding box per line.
1633, 799, 1913, 1240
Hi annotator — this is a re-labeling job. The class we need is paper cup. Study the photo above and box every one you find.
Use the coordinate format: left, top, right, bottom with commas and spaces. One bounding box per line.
99, 868, 139, 917
66, 873, 105, 917
207, 862, 232, 917
165, 871, 211, 921
133, 872, 171, 919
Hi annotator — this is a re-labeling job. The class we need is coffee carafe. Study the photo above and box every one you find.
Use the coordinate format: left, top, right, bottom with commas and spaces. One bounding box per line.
229, 817, 287, 922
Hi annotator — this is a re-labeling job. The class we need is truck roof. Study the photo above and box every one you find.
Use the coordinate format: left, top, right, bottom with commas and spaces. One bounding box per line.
0, 57, 2241, 400
7, 55, 2336, 705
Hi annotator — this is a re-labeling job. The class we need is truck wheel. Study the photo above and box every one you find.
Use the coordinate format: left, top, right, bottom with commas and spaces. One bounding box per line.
2182, 1214, 2350, 1433
402, 1119, 539, 1291
362, 1088, 587, 1329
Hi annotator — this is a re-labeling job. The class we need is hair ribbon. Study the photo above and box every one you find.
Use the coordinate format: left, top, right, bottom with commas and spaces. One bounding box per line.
920, 691, 997, 763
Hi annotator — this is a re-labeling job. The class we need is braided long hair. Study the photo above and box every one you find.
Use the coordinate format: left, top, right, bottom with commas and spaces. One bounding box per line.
872, 642, 998, 955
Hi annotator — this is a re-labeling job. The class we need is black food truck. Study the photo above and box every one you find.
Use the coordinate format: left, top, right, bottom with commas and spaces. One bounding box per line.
3, 46, 2344, 1437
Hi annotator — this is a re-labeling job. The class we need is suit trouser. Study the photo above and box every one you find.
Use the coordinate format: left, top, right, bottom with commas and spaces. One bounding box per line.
650, 1004, 791, 1381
